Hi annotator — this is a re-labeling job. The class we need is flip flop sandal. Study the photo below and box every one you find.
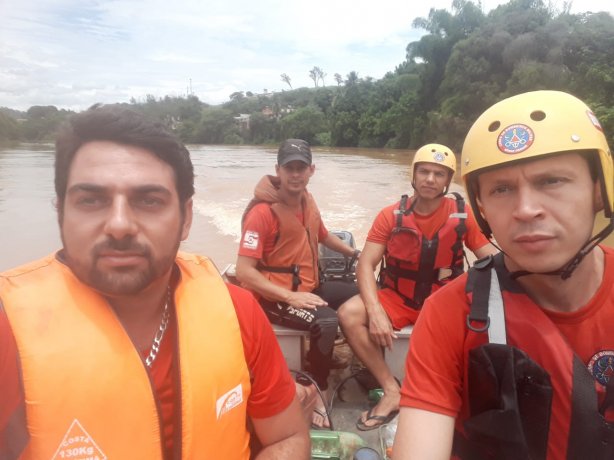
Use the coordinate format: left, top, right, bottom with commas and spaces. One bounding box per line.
311, 408, 331, 430
356, 407, 399, 431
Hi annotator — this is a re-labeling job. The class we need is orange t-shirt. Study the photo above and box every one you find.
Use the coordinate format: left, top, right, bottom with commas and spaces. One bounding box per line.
400, 246, 614, 458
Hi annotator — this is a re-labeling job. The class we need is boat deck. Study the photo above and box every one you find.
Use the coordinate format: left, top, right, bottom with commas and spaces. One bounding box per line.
305, 339, 402, 459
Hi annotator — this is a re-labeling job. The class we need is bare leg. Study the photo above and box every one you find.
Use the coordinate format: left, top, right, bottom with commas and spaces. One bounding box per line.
338, 295, 400, 428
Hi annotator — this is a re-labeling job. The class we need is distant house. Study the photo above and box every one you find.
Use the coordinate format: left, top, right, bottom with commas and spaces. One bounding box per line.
261, 106, 274, 118
234, 113, 251, 131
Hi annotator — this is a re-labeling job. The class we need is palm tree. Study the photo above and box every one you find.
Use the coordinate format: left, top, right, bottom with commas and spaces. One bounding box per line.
314, 66, 326, 86
345, 71, 359, 86
309, 67, 319, 87
280, 73, 292, 89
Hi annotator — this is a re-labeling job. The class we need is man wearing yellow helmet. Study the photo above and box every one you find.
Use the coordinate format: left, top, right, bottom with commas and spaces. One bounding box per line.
394, 91, 614, 459
338, 143, 495, 431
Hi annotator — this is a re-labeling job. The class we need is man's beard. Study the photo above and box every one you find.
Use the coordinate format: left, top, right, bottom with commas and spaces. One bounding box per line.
61, 232, 181, 296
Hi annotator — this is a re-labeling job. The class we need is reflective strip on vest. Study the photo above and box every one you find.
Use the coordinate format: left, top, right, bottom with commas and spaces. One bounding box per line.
486, 268, 507, 345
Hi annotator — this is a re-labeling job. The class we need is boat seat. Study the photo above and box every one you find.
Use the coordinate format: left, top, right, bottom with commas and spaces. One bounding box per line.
273, 322, 413, 381
272, 324, 309, 372
383, 325, 413, 380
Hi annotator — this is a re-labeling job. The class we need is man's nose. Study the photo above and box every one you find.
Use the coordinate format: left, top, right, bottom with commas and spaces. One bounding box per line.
512, 186, 544, 221
104, 197, 138, 239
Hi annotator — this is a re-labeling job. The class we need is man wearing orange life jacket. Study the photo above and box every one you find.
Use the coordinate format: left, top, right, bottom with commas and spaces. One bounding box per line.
338, 144, 496, 431
0, 106, 309, 460
236, 139, 359, 428
394, 91, 614, 459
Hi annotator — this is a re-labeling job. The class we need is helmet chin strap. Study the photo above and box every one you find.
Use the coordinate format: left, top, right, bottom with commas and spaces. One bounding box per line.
509, 215, 614, 280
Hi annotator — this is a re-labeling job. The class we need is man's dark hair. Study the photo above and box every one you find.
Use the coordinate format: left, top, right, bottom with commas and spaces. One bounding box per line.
55, 104, 195, 210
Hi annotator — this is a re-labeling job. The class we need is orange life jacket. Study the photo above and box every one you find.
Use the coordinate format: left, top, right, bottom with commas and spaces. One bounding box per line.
382, 193, 466, 308
1, 252, 252, 460
243, 175, 321, 295
456, 253, 614, 460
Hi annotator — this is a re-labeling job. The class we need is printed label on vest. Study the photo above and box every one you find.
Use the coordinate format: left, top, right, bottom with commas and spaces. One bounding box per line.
216, 383, 244, 419
51, 419, 107, 460
588, 350, 614, 386
242, 230, 260, 250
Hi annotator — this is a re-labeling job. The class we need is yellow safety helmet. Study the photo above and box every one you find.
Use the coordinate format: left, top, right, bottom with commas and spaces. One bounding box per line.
412, 143, 457, 175
461, 90, 613, 238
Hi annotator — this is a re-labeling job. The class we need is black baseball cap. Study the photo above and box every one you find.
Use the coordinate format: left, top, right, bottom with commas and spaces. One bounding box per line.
277, 139, 312, 166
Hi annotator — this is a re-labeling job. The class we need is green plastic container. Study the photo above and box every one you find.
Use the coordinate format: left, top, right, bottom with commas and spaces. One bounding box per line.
368, 388, 384, 403
310, 430, 367, 460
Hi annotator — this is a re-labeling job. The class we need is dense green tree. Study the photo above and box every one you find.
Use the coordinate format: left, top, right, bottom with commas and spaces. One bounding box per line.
564, 12, 614, 105
247, 112, 277, 144
192, 107, 238, 144
405, 0, 485, 146
20, 105, 73, 141
345, 71, 360, 86
279, 105, 327, 144
354, 73, 420, 147
0, 112, 20, 141
329, 75, 372, 146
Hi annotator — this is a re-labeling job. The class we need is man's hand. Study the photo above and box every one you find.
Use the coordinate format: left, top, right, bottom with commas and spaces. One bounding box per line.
285, 291, 328, 310
367, 303, 397, 350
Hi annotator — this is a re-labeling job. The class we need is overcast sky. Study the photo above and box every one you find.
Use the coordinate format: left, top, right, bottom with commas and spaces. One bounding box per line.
1, 0, 612, 111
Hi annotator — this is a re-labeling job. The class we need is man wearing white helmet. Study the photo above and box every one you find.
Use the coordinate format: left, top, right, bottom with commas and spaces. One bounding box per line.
394, 91, 614, 459
338, 144, 495, 431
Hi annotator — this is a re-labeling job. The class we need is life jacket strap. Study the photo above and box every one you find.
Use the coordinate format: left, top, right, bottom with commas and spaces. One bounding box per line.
466, 255, 507, 344
448, 192, 468, 269
257, 263, 302, 291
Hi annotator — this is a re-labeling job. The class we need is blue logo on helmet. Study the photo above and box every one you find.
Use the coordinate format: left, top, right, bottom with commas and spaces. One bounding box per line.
497, 124, 534, 154
433, 152, 445, 162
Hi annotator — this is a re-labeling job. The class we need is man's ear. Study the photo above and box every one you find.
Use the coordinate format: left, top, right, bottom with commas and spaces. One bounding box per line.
475, 195, 486, 219
275, 164, 281, 176
309, 164, 315, 177
181, 199, 193, 241
594, 180, 605, 213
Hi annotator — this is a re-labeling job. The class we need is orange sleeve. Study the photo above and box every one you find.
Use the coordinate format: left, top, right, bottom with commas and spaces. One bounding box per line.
238, 203, 278, 259
366, 203, 398, 245
399, 277, 469, 417
227, 284, 296, 418
318, 218, 329, 241
462, 206, 491, 252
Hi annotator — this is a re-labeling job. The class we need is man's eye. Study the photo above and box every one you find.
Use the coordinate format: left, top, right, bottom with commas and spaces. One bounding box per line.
136, 196, 164, 207
540, 177, 565, 186
77, 196, 106, 206
490, 185, 511, 196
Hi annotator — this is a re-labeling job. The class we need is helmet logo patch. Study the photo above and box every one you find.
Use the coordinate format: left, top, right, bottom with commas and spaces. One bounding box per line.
588, 350, 614, 386
433, 152, 445, 162
587, 110, 603, 132
497, 124, 534, 154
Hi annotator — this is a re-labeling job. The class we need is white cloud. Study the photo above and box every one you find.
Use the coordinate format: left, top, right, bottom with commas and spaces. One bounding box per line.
0, 0, 612, 111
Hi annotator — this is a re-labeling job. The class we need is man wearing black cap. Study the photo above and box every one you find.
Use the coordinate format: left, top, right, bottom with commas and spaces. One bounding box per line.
236, 139, 359, 428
